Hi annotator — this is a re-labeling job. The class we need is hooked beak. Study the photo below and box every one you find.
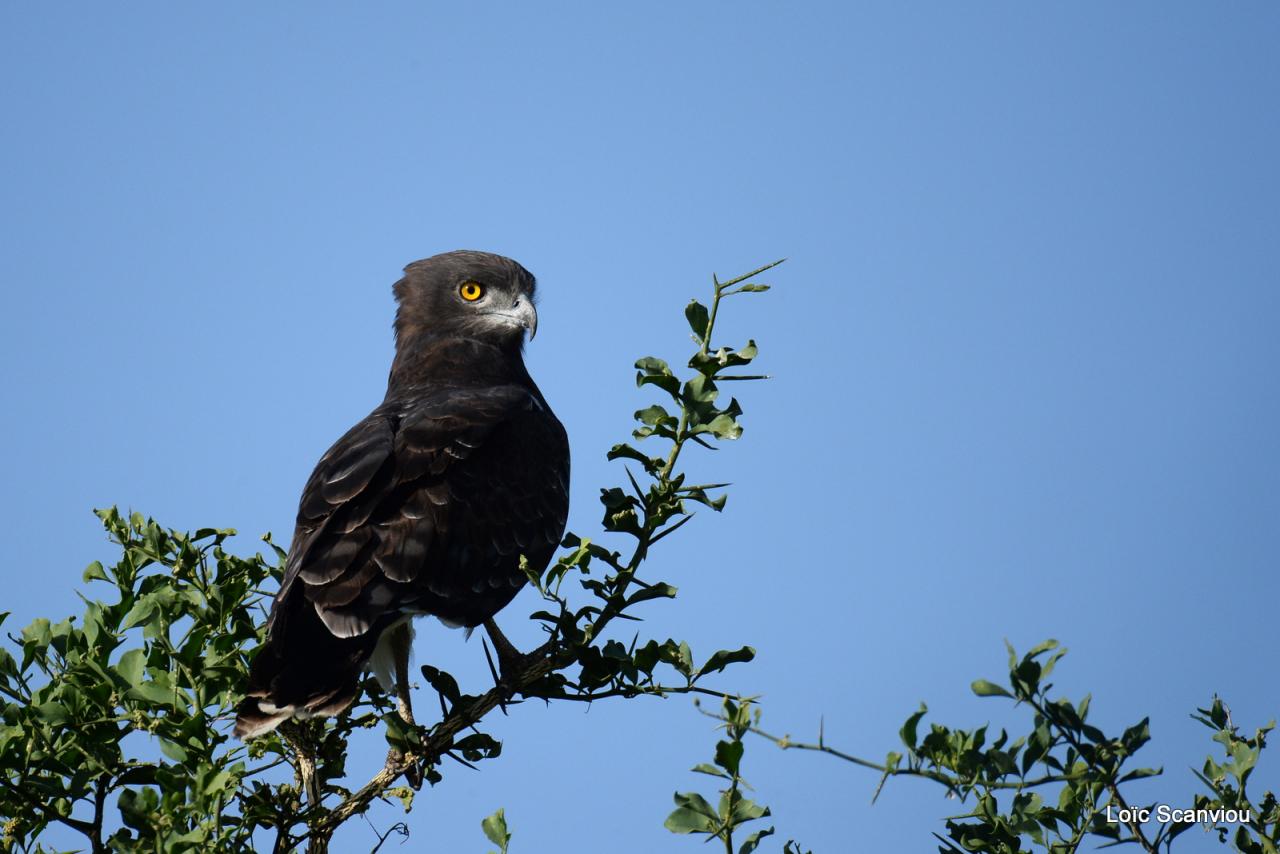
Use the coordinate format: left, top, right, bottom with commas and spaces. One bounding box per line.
491, 298, 537, 340
523, 299, 538, 340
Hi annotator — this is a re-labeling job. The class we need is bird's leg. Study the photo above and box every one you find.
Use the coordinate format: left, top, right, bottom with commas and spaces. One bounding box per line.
391, 622, 415, 728
278, 720, 320, 807
384, 621, 422, 789
483, 618, 539, 689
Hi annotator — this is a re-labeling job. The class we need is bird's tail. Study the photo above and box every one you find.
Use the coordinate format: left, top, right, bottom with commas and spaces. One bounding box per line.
234, 589, 378, 739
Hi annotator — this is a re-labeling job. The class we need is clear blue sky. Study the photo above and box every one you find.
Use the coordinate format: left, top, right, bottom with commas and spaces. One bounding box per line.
2, 3, 1277, 851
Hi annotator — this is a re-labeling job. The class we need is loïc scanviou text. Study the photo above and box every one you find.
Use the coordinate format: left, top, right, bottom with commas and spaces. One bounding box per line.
1106, 804, 1253, 824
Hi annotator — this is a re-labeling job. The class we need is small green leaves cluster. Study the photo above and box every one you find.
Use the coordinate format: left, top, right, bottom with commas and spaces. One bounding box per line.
611, 262, 775, 478
481, 807, 511, 854
1185, 699, 1278, 853
915, 641, 1164, 852
0, 509, 405, 852
912, 641, 1277, 853
666, 696, 809, 854
0, 508, 274, 851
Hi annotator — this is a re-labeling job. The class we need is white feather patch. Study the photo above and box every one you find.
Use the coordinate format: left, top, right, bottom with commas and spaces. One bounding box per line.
369, 616, 416, 693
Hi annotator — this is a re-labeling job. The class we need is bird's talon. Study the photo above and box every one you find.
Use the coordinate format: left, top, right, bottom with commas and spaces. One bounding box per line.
386, 747, 424, 790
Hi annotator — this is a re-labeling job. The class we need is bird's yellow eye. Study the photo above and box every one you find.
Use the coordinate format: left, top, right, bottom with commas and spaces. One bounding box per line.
459, 281, 484, 302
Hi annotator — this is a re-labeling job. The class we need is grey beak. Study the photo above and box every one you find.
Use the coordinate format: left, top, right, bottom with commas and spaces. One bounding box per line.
515, 298, 537, 340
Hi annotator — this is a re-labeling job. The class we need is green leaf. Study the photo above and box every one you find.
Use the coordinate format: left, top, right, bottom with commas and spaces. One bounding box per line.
607, 443, 662, 474
665, 791, 718, 834
20, 617, 52, 669
82, 561, 107, 583
740, 827, 776, 854
729, 796, 770, 824
635, 404, 675, 427
159, 737, 189, 763
681, 486, 728, 511
697, 646, 755, 678
481, 807, 511, 854
625, 582, 677, 607
683, 373, 719, 404
634, 356, 681, 396
115, 765, 158, 787
33, 701, 71, 727
119, 597, 158, 631
118, 786, 161, 833
714, 740, 744, 776
1121, 718, 1151, 753
117, 649, 146, 687
22, 617, 52, 648
704, 413, 742, 440
388, 785, 415, 813
635, 355, 671, 375
690, 762, 730, 779
202, 770, 233, 796
971, 679, 1013, 699
899, 704, 928, 750
518, 554, 542, 591
455, 732, 503, 762
674, 641, 694, 677
420, 664, 462, 708
382, 711, 421, 752
126, 680, 176, 708
1117, 766, 1161, 783
1026, 638, 1060, 659
685, 300, 710, 341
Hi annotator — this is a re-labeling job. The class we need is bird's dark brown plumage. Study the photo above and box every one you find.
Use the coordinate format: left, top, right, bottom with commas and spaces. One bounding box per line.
235, 251, 569, 738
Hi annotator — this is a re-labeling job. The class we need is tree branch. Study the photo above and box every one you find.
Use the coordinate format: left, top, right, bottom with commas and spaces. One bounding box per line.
697, 707, 1092, 797
91, 777, 107, 854
299, 638, 559, 847
0, 777, 97, 838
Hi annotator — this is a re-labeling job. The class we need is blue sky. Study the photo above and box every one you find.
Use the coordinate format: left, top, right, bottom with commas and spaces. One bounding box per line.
2, 3, 1277, 851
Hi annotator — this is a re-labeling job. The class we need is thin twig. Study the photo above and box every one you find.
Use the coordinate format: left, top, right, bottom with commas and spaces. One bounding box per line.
697, 707, 1092, 796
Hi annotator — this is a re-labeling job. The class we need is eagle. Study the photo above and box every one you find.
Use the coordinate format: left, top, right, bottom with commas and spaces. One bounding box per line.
235, 251, 569, 740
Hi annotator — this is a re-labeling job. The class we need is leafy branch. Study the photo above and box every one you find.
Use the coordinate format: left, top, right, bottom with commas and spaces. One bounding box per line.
667, 695, 809, 854
703, 641, 1278, 853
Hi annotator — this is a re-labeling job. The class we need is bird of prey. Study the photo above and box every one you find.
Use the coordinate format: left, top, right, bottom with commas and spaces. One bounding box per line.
235, 250, 569, 740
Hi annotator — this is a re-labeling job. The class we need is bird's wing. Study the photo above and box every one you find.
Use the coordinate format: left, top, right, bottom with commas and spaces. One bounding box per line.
271, 383, 567, 641
394, 388, 570, 626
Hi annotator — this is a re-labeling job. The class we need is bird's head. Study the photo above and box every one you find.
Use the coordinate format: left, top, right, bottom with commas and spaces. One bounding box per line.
392, 250, 538, 350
